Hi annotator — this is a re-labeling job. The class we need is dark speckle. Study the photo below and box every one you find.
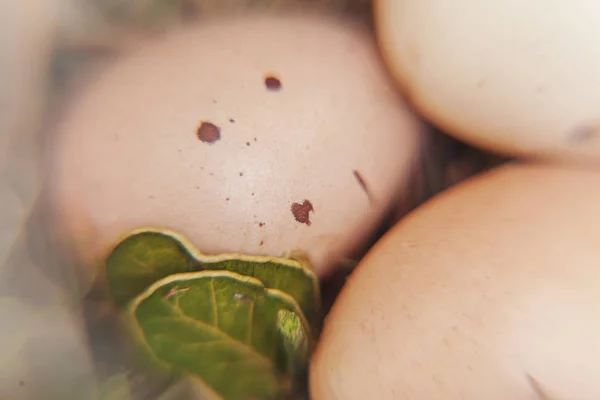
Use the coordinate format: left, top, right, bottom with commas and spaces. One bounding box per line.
264, 75, 282, 91
229, 118, 235, 123
246, 142, 251, 146
526, 374, 551, 400
568, 125, 599, 143
258, 222, 265, 228
353, 170, 373, 204
19, 381, 25, 387
226, 197, 230, 201
239, 172, 244, 177
253, 137, 257, 142
196, 122, 221, 144
259, 240, 264, 246
291, 200, 314, 226
251, 192, 255, 196
180, 0, 198, 21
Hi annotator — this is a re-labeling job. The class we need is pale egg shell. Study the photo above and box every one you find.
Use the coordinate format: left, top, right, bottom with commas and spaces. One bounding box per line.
46, 12, 423, 281
375, 0, 600, 164
311, 162, 600, 399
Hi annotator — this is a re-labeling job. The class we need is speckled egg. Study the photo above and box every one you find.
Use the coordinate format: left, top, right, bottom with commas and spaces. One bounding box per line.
46, 12, 423, 284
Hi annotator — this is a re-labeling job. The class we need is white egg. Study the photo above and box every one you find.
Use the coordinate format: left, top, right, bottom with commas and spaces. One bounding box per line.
375, 0, 600, 164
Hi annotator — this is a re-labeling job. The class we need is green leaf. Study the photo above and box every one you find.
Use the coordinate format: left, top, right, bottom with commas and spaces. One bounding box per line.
105, 228, 320, 325
106, 229, 196, 308
105, 228, 320, 398
126, 270, 312, 400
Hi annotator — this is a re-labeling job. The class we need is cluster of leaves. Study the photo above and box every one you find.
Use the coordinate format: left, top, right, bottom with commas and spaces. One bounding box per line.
105, 228, 321, 400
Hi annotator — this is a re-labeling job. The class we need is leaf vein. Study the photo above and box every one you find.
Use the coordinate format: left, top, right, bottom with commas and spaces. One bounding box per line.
210, 278, 219, 328
149, 333, 234, 350
247, 300, 254, 345
149, 304, 271, 365
128, 254, 153, 272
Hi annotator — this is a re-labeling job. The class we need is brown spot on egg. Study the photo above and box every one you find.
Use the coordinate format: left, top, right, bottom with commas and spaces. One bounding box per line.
246, 142, 251, 146
196, 122, 220, 144
291, 200, 314, 226
264, 75, 282, 91
229, 118, 235, 123
353, 170, 373, 204
258, 222, 265, 228
568, 124, 599, 143
259, 240, 264, 246
179, 0, 198, 21
239, 172, 244, 177
526, 374, 552, 400
226, 197, 230, 201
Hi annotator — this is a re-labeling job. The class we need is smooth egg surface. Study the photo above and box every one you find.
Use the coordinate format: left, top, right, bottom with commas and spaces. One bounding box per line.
311, 162, 600, 399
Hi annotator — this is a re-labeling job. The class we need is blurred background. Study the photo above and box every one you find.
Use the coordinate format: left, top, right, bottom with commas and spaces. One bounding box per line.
0, 0, 506, 398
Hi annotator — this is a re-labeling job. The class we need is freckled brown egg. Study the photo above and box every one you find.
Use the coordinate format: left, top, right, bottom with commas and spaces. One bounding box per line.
375, 0, 600, 164
46, 12, 423, 284
310, 162, 600, 400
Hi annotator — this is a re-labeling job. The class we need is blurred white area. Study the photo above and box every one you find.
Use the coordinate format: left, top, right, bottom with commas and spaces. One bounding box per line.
0, 300, 99, 399
0, 0, 101, 398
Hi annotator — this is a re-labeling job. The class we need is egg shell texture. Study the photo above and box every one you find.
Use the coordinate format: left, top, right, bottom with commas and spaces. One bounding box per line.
311, 162, 600, 399
47, 12, 422, 278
